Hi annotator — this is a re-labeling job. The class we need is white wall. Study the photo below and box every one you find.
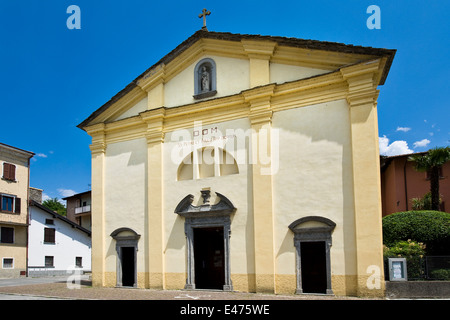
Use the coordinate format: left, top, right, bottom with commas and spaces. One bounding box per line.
271, 99, 356, 276
104, 138, 147, 273
28, 206, 91, 275
164, 55, 250, 108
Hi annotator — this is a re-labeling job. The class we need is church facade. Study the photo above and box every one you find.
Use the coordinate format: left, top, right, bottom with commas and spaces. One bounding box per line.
78, 30, 395, 297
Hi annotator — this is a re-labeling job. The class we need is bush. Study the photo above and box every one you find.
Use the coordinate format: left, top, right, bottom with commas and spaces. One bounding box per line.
382, 210, 450, 254
383, 239, 426, 258
430, 269, 450, 280
411, 192, 441, 210
383, 240, 426, 280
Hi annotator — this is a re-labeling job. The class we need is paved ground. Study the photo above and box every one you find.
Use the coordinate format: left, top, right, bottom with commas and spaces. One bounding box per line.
0, 275, 372, 300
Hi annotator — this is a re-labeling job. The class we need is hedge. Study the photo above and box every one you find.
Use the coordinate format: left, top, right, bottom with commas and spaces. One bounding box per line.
382, 210, 450, 254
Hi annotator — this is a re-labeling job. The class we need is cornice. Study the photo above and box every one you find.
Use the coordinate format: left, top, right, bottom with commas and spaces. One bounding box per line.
78, 31, 395, 130
137, 64, 166, 92
94, 86, 147, 124
242, 84, 275, 125
84, 60, 385, 147
241, 39, 277, 60
140, 108, 165, 145
340, 59, 382, 107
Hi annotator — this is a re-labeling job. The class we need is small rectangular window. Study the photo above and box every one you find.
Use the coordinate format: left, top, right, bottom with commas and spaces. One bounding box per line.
44, 228, 55, 243
0, 227, 14, 243
75, 257, 82, 267
2, 258, 14, 269
45, 219, 54, 225
45, 256, 54, 267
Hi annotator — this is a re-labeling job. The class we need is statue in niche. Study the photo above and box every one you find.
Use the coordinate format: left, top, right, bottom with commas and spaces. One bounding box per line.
200, 66, 210, 92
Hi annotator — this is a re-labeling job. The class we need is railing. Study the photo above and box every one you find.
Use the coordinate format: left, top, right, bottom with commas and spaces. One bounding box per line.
74, 205, 91, 214
385, 256, 450, 280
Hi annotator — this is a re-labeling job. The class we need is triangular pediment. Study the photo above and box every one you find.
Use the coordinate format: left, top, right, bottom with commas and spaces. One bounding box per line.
78, 30, 395, 129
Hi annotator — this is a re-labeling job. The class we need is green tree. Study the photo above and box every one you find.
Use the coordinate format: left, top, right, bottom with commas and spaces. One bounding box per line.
408, 146, 450, 211
42, 198, 66, 216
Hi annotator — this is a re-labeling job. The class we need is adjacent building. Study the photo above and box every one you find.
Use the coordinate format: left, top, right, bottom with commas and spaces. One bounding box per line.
64, 191, 92, 231
28, 199, 91, 276
0, 142, 34, 278
77, 30, 396, 296
381, 152, 450, 216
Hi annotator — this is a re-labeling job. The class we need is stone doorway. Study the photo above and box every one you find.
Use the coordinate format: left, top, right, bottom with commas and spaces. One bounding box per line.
110, 227, 140, 288
174, 190, 236, 291
288, 216, 335, 295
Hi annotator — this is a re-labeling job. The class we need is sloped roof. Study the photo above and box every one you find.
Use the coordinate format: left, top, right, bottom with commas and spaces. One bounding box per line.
78, 30, 396, 130
30, 200, 91, 236
0, 142, 35, 158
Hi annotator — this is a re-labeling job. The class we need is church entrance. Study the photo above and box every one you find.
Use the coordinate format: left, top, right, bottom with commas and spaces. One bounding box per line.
300, 241, 327, 294
110, 227, 141, 288
193, 227, 225, 290
121, 247, 136, 287
174, 190, 235, 291
289, 216, 335, 294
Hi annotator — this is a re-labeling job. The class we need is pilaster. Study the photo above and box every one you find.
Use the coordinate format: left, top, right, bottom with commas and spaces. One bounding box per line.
341, 61, 385, 297
137, 64, 165, 110
244, 86, 276, 293
242, 40, 277, 88
86, 123, 106, 287
140, 108, 165, 289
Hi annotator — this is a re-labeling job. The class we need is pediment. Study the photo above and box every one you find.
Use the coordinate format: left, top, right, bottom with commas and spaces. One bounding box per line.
78, 30, 395, 129
174, 190, 236, 218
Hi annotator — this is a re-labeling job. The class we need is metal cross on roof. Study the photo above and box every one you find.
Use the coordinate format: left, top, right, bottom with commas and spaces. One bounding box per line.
198, 8, 211, 30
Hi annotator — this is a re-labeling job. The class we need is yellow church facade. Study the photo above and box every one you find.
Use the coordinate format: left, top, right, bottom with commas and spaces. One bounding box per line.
78, 30, 395, 297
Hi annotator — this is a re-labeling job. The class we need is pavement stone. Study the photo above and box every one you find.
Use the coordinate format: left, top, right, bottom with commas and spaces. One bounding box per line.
0, 276, 369, 300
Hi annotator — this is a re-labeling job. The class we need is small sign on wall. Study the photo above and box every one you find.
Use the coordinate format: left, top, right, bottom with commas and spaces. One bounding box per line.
388, 258, 408, 281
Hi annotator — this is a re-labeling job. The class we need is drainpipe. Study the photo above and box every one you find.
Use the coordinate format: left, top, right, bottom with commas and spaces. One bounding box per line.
26, 157, 30, 277
404, 157, 408, 211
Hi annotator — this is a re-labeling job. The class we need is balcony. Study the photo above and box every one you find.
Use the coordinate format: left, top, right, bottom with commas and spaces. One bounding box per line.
75, 205, 91, 215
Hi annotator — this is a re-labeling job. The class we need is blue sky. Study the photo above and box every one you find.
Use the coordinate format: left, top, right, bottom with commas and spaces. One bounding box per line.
1, 0, 449, 201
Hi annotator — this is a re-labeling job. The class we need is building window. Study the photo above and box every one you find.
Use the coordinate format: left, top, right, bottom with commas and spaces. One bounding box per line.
75, 257, 82, 268
1, 195, 14, 212
45, 256, 54, 267
0, 194, 20, 213
2, 163, 16, 181
177, 147, 239, 181
2, 258, 14, 269
45, 219, 54, 225
193, 58, 217, 99
0, 227, 14, 244
44, 228, 56, 243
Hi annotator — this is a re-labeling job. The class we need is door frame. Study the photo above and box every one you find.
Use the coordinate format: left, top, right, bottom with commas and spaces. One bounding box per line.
110, 227, 141, 288
174, 191, 236, 291
185, 217, 232, 291
288, 216, 335, 295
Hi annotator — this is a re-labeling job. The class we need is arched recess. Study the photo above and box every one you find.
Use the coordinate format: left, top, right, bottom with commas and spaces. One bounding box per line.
288, 216, 336, 295
110, 227, 141, 288
193, 58, 217, 99
177, 147, 239, 181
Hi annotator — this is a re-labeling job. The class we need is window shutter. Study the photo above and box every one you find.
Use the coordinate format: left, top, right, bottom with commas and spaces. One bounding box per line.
10, 164, 15, 180
15, 198, 21, 214
3, 163, 9, 179
3, 163, 16, 181
44, 228, 55, 243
